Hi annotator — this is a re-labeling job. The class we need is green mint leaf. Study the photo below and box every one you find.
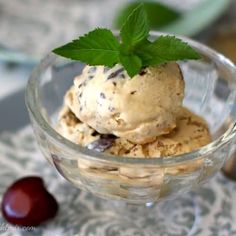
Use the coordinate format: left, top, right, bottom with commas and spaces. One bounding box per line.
137, 35, 201, 66
120, 3, 149, 48
119, 54, 142, 78
53, 28, 120, 67
52, 5, 200, 78
115, 1, 180, 29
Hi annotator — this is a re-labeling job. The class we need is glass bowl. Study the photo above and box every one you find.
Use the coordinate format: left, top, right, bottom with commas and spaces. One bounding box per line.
25, 32, 236, 233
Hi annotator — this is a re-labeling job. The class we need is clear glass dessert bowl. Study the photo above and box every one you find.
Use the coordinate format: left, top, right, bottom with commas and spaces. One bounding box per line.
25, 32, 236, 233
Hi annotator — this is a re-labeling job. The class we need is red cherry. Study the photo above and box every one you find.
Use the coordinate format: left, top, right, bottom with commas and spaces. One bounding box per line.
1, 176, 58, 226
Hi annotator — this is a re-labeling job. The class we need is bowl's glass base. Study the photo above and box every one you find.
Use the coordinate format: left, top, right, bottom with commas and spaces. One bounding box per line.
72, 194, 197, 236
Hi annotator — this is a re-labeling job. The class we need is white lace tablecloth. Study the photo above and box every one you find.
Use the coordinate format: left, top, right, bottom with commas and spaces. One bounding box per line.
0, 127, 236, 236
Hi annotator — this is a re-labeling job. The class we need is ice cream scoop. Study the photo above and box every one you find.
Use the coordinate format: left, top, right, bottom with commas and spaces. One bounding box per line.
67, 62, 184, 144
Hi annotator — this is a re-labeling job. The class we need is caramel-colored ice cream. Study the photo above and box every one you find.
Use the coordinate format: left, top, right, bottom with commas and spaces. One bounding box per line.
107, 107, 210, 157
57, 106, 210, 157
66, 62, 184, 144
57, 105, 210, 194
57, 106, 99, 146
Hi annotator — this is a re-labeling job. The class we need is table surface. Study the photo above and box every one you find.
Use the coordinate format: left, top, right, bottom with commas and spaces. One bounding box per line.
0, 63, 32, 131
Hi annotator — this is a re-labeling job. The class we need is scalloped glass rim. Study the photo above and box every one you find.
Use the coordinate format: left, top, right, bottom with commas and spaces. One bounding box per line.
25, 31, 236, 166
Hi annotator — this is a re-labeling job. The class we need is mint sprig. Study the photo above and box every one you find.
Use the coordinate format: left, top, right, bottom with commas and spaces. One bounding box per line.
53, 4, 201, 78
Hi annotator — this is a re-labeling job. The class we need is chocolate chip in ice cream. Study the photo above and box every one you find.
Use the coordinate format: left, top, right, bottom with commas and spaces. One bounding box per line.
139, 68, 147, 76
100, 92, 106, 99
103, 67, 110, 73
108, 106, 115, 112
78, 83, 83, 89
101, 134, 117, 139
88, 75, 94, 80
130, 91, 137, 95
87, 135, 116, 152
88, 66, 97, 74
91, 131, 100, 136
120, 74, 126, 79
107, 68, 124, 80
